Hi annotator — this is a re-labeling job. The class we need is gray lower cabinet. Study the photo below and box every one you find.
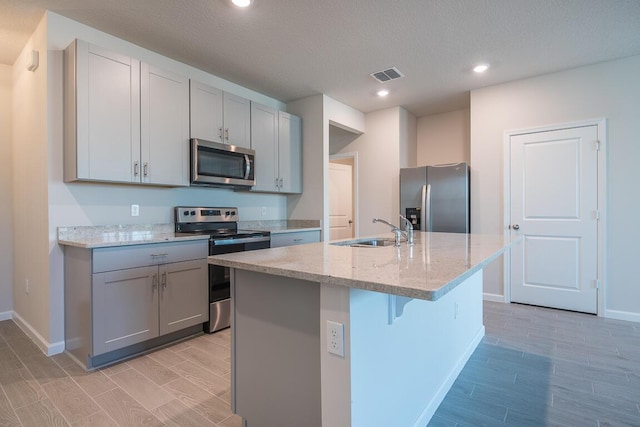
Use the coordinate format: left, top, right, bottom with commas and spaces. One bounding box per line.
270, 230, 321, 248
64, 239, 208, 369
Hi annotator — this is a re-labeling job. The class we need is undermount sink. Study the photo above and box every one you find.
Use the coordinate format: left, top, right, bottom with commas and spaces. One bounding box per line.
331, 238, 396, 248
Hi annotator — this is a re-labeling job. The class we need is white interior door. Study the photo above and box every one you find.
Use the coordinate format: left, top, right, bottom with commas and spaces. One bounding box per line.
329, 162, 354, 240
510, 125, 598, 314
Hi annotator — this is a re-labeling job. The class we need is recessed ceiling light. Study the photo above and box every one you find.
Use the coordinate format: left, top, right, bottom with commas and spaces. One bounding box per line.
231, 0, 252, 7
377, 90, 389, 97
473, 64, 489, 73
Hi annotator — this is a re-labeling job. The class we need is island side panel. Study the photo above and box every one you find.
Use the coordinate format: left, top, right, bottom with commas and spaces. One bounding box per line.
349, 270, 484, 427
232, 269, 322, 427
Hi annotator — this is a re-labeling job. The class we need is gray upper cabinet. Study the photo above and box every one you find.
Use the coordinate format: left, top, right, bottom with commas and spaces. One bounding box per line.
189, 80, 251, 149
278, 111, 302, 193
64, 39, 189, 186
250, 103, 302, 193
141, 63, 189, 186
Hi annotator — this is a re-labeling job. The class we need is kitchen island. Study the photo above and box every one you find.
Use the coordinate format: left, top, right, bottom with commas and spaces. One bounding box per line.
209, 232, 515, 427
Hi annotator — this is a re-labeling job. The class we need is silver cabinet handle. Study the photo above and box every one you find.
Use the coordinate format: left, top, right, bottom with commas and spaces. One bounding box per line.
275, 178, 279, 189
161, 272, 167, 289
150, 253, 169, 257
134, 161, 140, 176
279, 178, 284, 188
225, 128, 229, 141
218, 127, 223, 140
512, 224, 520, 230
152, 274, 158, 291
143, 162, 149, 177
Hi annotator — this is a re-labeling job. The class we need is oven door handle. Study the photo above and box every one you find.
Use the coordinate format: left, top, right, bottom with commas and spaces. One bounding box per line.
211, 236, 271, 246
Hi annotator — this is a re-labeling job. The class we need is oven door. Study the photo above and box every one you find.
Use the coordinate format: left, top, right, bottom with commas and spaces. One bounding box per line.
206, 237, 270, 333
191, 138, 255, 188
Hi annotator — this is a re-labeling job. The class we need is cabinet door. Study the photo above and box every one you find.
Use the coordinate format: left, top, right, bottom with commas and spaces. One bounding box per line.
141, 63, 190, 186
250, 103, 279, 192
70, 40, 141, 183
92, 266, 159, 355
278, 111, 302, 193
159, 259, 208, 335
190, 80, 224, 143
223, 92, 251, 148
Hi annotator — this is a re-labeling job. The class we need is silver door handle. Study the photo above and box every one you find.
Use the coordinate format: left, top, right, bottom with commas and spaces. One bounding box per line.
134, 161, 140, 176
348, 220, 353, 224
425, 184, 432, 232
512, 224, 520, 230
143, 162, 149, 177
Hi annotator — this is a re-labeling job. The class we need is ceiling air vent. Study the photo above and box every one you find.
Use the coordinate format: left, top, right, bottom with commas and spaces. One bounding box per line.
370, 67, 404, 83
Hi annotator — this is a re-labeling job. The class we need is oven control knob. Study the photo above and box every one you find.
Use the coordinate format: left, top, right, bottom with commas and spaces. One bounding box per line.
190, 211, 196, 216
231, 211, 236, 215
183, 211, 190, 216
225, 211, 230, 216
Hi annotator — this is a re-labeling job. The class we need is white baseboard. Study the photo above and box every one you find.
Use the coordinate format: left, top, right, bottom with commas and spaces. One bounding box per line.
0, 311, 12, 321
483, 293, 506, 303
605, 309, 640, 323
11, 312, 65, 356
413, 326, 485, 427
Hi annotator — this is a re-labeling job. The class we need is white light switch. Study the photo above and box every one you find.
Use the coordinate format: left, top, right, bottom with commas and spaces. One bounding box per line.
131, 204, 140, 216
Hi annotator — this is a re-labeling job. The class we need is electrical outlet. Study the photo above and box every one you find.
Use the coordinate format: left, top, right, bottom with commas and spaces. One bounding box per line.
131, 204, 140, 216
25, 279, 29, 294
261, 206, 267, 216
326, 320, 344, 357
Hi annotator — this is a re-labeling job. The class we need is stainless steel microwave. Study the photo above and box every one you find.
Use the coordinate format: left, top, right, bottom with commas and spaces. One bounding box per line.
190, 138, 255, 188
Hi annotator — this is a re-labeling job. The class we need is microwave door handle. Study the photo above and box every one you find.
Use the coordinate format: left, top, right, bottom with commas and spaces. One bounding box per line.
244, 154, 251, 179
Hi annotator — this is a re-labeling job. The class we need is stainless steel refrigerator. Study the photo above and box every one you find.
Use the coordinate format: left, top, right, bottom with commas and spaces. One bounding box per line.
400, 163, 470, 233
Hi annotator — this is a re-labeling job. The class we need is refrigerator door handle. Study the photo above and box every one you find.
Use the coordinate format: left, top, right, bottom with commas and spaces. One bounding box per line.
423, 184, 432, 232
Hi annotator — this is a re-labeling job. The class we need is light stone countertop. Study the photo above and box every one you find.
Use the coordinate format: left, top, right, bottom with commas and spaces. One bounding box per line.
57, 224, 210, 248
238, 219, 321, 234
209, 232, 518, 301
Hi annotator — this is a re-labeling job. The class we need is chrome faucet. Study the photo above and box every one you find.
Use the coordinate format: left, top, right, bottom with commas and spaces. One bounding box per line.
399, 215, 414, 246
373, 216, 414, 247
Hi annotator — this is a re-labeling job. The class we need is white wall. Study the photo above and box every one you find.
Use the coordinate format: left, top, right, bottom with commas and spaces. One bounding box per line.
399, 107, 417, 169
471, 55, 640, 318
417, 109, 470, 166
0, 64, 13, 319
287, 95, 365, 238
338, 107, 404, 236
12, 14, 51, 345
12, 11, 292, 350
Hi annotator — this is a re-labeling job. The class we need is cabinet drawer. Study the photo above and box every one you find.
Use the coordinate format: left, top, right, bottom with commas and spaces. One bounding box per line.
93, 240, 208, 273
270, 230, 320, 248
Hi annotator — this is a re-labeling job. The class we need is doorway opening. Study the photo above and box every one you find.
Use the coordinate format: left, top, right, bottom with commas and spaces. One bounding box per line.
329, 153, 358, 240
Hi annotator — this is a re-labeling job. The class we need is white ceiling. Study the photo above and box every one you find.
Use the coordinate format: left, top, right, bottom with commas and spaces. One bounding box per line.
1, 0, 640, 116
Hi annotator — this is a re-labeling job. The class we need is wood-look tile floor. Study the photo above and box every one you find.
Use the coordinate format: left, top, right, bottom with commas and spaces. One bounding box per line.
1, 301, 639, 426
430, 301, 640, 427
0, 323, 241, 427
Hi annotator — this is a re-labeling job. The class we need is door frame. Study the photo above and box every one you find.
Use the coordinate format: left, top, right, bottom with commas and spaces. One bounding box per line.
329, 152, 359, 238
502, 118, 607, 316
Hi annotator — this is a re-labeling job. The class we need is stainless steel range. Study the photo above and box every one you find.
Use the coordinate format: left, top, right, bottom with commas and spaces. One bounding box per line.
175, 207, 270, 333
